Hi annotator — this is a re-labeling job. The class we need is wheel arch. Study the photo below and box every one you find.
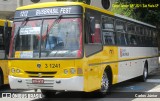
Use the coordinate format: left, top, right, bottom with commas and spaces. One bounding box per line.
0, 67, 4, 85
104, 65, 113, 85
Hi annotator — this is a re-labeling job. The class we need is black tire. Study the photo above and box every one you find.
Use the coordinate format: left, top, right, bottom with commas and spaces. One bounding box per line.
0, 73, 3, 87
96, 71, 111, 97
0, 74, 3, 87
141, 63, 148, 82
41, 90, 57, 98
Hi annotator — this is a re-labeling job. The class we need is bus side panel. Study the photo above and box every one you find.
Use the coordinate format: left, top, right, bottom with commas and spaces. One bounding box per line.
117, 47, 158, 82
75, 59, 88, 92
0, 60, 8, 84
101, 46, 119, 85
83, 46, 119, 92
147, 57, 159, 73
84, 53, 102, 92
118, 59, 144, 82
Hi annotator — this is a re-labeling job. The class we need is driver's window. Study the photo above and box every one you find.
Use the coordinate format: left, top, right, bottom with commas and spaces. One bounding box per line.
0, 26, 4, 50
90, 21, 102, 44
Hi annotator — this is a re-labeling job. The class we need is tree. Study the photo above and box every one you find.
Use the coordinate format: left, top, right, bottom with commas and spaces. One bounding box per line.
112, 0, 160, 25
112, 0, 160, 49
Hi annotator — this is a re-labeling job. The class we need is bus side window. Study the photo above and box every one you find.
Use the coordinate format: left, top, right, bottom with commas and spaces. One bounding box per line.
135, 26, 141, 46
0, 26, 4, 50
91, 22, 101, 43
144, 28, 149, 47
127, 24, 135, 34
137, 36, 143, 46
127, 23, 137, 46
129, 35, 137, 45
153, 30, 158, 47
148, 29, 152, 47
117, 33, 126, 45
101, 16, 115, 45
116, 20, 127, 46
103, 32, 115, 45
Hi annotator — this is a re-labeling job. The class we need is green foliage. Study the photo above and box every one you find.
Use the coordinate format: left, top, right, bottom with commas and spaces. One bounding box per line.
56, 0, 91, 4
111, 0, 160, 25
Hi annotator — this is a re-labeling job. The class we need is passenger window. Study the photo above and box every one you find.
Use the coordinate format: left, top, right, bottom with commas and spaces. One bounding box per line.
102, 16, 115, 45
153, 30, 158, 47
116, 20, 125, 32
144, 28, 149, 36
0, 27, 4, 50
136, 26, 140, 34
117, 33, 127, 45
127, 23, 135, 34
140, 27, 144, 35
116, 20, 127, 46
128, 35, 137, 45
102, 17, 114, 31
137, 36, 143, 46
103, 32, 115, 45
91, 21, 102, 43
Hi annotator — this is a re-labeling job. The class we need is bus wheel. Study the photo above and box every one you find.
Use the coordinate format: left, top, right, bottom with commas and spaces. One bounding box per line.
0, 72, 3, 87
0, 74, 2, 86
41, 90, 57, 98
141, 63, 148, 82
98, 71, 110, 96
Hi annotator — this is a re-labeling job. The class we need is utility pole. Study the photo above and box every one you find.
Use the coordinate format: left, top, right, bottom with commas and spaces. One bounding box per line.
17, 0, 23, 7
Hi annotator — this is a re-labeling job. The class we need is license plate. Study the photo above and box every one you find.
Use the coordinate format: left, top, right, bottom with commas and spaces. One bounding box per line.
32, 79, 44, 84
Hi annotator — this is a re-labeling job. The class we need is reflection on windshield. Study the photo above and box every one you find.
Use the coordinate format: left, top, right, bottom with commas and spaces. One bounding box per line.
10, 18, 82, 58
15, 20, 41, 51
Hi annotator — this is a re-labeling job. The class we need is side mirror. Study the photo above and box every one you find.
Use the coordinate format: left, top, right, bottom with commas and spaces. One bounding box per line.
4, 21, 8, 32
90, 17, 95, 34
4, 21, 9, 57
4, 21, 9, 44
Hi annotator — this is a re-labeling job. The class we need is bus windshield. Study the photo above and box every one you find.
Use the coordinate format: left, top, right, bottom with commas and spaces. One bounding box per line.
10, 18, 82, 58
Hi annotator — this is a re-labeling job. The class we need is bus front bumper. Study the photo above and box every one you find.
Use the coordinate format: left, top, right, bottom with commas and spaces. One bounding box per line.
9, 76, 84, 91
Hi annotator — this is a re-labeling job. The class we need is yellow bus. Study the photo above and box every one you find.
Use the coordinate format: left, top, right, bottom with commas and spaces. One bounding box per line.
8, 2, 158, 97
0, 19, 12, 87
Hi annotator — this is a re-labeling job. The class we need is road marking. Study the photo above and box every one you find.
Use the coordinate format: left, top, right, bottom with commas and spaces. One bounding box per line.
146, 79, 160, 83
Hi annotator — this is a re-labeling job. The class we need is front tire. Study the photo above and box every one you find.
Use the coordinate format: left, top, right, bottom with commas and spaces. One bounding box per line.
0, 73, 3, 87
41, 90, 57, 98
97, 71, 111, 96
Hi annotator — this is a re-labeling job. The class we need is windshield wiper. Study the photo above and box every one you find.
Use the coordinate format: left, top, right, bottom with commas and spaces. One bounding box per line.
13, 17, 29, 51
46, 14, 63, 37
46, 15, 63, 57
49, 14, 63, 31
14, 17, 29, 39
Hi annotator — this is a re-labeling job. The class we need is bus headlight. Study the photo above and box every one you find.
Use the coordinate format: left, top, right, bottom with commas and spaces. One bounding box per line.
11, 68, 15, 73
64, 69, 68, 74
70, 68, 76, 74
77, 68, 83, 74
16, 69, 21, 73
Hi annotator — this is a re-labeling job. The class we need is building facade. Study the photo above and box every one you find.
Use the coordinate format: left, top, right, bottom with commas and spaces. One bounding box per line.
0, 0, 115, 19
0, 0, 53, 19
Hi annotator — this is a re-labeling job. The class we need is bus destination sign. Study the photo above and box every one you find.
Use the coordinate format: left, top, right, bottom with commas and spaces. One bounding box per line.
14, 6, 82, 18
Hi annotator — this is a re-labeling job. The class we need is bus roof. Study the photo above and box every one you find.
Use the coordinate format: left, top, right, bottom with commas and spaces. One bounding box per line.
16, 2, 84, 10
0, 19, 12, 27
16, 2, 156, 28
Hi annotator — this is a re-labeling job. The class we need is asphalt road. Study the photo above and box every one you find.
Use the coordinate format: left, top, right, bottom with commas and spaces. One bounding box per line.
0, 67, 160, 101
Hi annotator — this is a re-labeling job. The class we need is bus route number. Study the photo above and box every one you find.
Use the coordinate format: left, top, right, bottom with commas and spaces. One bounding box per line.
20, 11, 28, 17
45, 64, 60, 68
